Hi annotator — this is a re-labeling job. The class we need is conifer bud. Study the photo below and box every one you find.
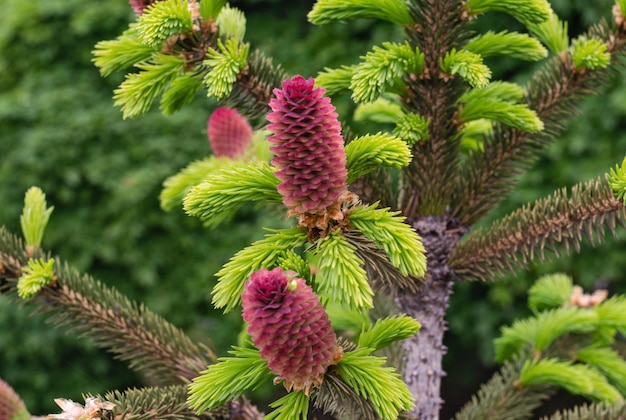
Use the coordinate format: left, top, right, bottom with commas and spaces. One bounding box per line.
267, 76, 348, 215
242, 267, 341, 395
128, 0, 156, 16
207, 107, 253, 159
0, 379, 29, 420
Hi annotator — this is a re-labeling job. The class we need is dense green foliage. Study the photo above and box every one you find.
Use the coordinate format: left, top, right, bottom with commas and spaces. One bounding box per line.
1, 0, 625, 416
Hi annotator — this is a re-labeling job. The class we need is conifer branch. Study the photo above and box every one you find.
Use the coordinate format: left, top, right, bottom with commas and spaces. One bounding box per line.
315, 65, 356, 96
348, 203, 427, 278
401, 0, 468, 216
312, 372, 378, 420
310, 230, 374, 311
450, 178, 626, 281
102, 385, 244, 419
345, 133, 412, 184
453, 21, 626, 224
454, 354, 554, 420
92, 25, 155, 77
350, 42, 424, 103
527, 12, 569, 55
308, 0, 413, 26
464, 0, 551, 27
222, 49, 288, 122
539, 402, 626, 420
0, 228, 215, 385
464, 31, 548, 61
343, 230, 423, 293
183, 161, 282, 227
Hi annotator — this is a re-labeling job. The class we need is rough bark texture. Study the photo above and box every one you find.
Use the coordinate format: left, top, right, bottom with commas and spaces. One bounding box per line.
395, 215, 467, 419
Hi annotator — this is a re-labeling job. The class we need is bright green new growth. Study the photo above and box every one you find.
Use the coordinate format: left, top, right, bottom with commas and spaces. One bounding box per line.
308, 0, 413, 26
200, 0, 226, 20
20, 186, 54, 250
349, 203, 427, 277
276, 250, 311, 282
203, 38, 250, 99
137, 0, 193, 48
519, 359, 623, 403
465, 0, 551, 26
607, 156, 626, 204
187, 346, 273, 413
353, 95, 404, 124
216, 4, 246, 42
527, 273, 574, 313
441, 49, 491, 88
315, 65, 355, 96
265, 391, 309, 420
459, 119, 492, 152
459, 81, 526, 104
17, 258, 55, 299
160, 157, 233, 211
337, 348, 415, 420
464, 31, 548, 61
393, 112, 430, 145
457, 81, 543, 134
527, 12, 569, 54
618, 1, 626, 20
358, 316, 421, 351
160, 72, 204, 115
345, 133, 413, 183
594, 295, 626, 333
494, 307, 598, 362
572, 37, 611, 71
519, 358, 623, 403
577, 346, 626, 396
325, 302, 371, 332
310, 231, 373, 310
212, 228, 307, 311
490, 276, 626, 406
350, 42, 424, 103
114, 53, 185, 118
183, 162, 282, 227
92, 26, 154, 77
459, 97, 544, 133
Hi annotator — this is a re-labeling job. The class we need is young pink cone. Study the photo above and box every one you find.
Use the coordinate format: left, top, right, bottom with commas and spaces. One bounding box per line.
207, 107, 253, 159
0, 379, 29, 420
267, 76, 348, 215
242, 267, 342, 395
128, 0, 157, 15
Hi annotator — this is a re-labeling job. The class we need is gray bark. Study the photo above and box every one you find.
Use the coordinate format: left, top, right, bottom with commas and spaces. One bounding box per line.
395, 215, 467, 419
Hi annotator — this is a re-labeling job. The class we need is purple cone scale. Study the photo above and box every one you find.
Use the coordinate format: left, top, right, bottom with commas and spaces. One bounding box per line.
0, 379, 29, 420
242, 267, 341, 394
128, 0, 157, 15
267, 76, 348, 214
208, 107, 253, 159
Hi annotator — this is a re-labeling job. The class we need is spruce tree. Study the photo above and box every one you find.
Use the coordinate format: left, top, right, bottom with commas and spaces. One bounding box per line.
2, 0, 626, 419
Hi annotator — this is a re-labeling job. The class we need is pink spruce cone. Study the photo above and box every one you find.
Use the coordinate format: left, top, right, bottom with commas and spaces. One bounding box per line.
207, 107, 253, 159
0, 379, 29, 420
128, 0, 157, 15
242, 267, 341, 394
267, 76, 348, 215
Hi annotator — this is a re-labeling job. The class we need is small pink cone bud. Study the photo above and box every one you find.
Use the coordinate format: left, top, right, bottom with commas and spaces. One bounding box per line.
242, 267, 341, 395
0, 379, 29, 420
128, 0, 157, 15
207, 107, 253, 159
267, 76, 348, 215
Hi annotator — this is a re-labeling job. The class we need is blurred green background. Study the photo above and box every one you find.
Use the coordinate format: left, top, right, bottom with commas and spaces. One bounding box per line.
0, 0, 625, 417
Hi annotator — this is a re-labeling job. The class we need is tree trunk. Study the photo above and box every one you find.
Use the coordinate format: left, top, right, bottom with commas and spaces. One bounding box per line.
395, 215, 466, 419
